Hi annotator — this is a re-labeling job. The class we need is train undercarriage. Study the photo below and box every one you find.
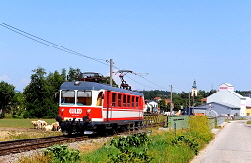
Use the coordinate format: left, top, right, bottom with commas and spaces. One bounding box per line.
58, 117, 143, 136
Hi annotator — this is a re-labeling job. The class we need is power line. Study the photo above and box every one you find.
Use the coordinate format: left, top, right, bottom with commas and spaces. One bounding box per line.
1, 23, 109, 66
2, 23, 58, 46
0, 24, 50, 46
140, 76, 168, 90
1, 23, 170, 91
126, 75, 162, 90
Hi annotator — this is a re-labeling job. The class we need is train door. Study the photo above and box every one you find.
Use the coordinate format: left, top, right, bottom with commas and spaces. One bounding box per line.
105, 91, 116, 122
105, 91, 111, 122
136, 96, 140, 120
110, 92, 117, 121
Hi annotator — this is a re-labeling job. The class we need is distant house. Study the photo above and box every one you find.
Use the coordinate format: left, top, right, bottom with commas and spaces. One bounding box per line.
144, 100, 158, 113
164, 99, 174, 106
154, 97, 161, 101
201, 98, 207, 104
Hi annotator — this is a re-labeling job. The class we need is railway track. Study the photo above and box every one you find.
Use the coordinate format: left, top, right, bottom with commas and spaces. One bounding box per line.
0, 135, 88, 156
0, 122, 165, 157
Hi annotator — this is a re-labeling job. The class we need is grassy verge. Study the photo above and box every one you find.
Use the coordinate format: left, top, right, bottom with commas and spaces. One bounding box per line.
17, 116, 213, 163
0, 119, 56, 128
0, 119, 61, 141
246, 120, 251, 124
0, 130, 62, 141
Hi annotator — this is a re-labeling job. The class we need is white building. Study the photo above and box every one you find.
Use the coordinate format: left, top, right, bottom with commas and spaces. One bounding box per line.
207, 83, 251, 116
144, 101, 158, 113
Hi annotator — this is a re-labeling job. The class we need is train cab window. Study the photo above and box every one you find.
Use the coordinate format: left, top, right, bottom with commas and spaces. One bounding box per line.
96, 92, 103, 106
61, 91, 75, 105
123, 95, 127, 107
77, 91, 92, 106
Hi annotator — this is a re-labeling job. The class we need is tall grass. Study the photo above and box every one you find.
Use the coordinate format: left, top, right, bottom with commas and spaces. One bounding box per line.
81, 145, 119, 162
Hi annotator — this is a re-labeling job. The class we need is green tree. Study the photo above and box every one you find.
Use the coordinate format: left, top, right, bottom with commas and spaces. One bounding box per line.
173, 93, 185, 111
158, 99, 168, 112
61, 68, 67, 81
47, 71, 65, 102
103, 76, 118, 87
0, 81, 15, 117
9, 92, 25, 117
23, 67, 61, 118
67, 67, 81, 81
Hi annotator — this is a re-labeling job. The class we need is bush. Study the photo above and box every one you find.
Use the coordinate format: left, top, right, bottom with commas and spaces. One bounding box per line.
23, 111, 30, 118
172, 135, 199, 155
43, 144, 80, 163
188, 116, 213, 144
108, 133, 153, 163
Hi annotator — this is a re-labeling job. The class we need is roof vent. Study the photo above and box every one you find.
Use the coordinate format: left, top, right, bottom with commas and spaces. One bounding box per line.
74, 81, 80, 86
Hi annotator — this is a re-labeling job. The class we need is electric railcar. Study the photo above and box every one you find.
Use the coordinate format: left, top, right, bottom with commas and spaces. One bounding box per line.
56, 81, 145, 135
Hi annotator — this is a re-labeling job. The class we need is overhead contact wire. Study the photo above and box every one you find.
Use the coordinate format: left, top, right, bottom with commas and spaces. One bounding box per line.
1, 23, 169, 91
1, 23, 109, 66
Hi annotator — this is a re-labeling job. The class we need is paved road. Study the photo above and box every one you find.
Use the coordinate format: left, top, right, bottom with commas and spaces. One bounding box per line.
191, 120, 251, 163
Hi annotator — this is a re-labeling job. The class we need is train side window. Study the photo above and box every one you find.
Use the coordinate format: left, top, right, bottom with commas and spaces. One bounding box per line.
132, 96, 135, 108
123, 95, 127, 107
61, 91, 75, 105
127, 96, 131, 107
136, 97, 139, 108
77, 91, 92, 106
118, 94, 122, 107
112, 93, 117, 107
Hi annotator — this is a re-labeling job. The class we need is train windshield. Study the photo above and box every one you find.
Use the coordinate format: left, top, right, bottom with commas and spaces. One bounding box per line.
77, 91, 92, 106
61, 91, 75, 105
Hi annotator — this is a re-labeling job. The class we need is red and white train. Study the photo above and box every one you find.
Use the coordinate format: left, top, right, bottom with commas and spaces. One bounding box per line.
56, 81, 145, 135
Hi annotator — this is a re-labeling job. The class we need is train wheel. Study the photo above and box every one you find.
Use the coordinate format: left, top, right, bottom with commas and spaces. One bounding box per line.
111, 123, 118, 134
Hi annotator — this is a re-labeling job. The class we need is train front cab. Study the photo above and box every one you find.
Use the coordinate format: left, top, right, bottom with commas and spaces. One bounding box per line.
56, 89, 105, 135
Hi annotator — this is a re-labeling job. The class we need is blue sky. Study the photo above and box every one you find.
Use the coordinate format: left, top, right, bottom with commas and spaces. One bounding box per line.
1, 1, 251, 93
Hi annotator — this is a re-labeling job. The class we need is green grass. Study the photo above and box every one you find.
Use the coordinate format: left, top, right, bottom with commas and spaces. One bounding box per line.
81, 145, 119, 162
246, 120, 251, 124
0, 119, 62, 141
8, 131, 62, 140
16, 116, 214, 163
0, 119, 56, 128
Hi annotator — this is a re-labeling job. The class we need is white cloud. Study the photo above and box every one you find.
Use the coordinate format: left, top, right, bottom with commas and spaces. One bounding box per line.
0, 75, 10, 81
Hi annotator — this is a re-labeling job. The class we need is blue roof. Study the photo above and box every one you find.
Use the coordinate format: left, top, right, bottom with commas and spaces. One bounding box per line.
60, 81, 144, 96
196, 102, 240, 109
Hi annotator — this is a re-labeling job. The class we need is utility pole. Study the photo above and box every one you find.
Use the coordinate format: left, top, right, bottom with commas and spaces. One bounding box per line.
110, 59, 113, 86
170, 85, 173, 116
188, 92, 190, 115
188, 92, 190, 107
